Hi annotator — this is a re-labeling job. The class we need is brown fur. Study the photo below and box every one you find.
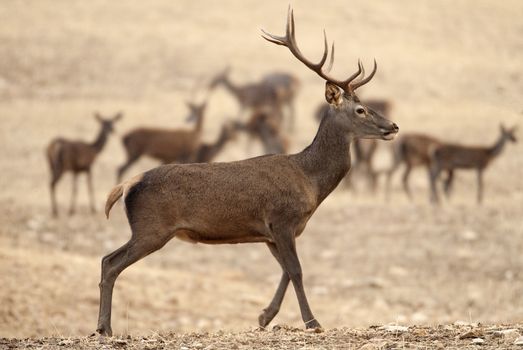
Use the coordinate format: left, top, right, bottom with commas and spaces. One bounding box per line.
116, 102, 206, 182
384, 132, 443, 200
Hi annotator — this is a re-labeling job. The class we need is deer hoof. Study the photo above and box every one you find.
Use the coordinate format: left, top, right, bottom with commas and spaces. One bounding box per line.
258, 308, 277, 327
304, 319, 322, 330
96, 325, 112, 337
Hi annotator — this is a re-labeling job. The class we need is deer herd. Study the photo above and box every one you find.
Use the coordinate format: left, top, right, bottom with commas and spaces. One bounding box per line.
42, 8, 517, 336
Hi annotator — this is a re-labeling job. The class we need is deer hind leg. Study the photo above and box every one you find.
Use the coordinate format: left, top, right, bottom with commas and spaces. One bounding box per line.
117, 154, 140, 183
97, 229, 175, 336
49, 171, 62, 217
258, 242, 290, 328
477, 169, 484, 204
443, 170, 454, 198
87, 170, 96, 214
271, 227, 321, 330
68, 173, 78, 216
401, 164, 413, 200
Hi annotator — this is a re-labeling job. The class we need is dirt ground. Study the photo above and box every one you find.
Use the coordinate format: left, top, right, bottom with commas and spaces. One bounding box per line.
1, 0, 522, 348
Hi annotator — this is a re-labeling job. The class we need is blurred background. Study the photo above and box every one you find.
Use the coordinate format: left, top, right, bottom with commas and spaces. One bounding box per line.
1, 0, 522, 338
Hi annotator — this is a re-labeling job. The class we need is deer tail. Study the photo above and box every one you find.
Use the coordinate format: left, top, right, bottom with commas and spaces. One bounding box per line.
105, 173, 144, 219
105, 184, 124, 219
46, 139, 64, 174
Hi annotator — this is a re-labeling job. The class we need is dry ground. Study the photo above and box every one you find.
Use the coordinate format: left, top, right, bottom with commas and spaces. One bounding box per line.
1, 0, 522, 348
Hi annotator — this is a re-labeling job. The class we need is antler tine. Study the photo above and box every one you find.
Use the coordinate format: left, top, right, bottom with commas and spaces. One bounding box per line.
350, 59, 377, 90
325, 42, 335, 73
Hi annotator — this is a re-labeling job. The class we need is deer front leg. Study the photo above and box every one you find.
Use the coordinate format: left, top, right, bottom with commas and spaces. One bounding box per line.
272, 229, 321, 330
443, 170, 454, 198
259, 242, 290, 327
87, 170, 96, 214
477, 169, 483, 204
69, 173, 78, 215
428, 163, 441, 204
401, 164, 413, 200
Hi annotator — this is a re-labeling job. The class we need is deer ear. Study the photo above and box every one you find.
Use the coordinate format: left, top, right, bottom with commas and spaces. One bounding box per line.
94, 112, 102, 122
325, 82, 342, 106
113, 112, 123, 122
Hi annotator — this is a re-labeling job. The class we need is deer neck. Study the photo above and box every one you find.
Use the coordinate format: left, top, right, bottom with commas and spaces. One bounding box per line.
488, 134, 507, 158
293, 115, 352, 204
220, 78, 243, 101
213, 128, 230, 151
92, 127, 109, 153
194, 115, 204, 135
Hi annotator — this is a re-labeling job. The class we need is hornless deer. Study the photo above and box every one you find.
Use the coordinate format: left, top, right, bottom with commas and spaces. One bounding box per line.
96, 8, 398, 336
116, 102, 206, 182
194, 121, 238, 163
384, 133, 443, 200
316, 99, 392, 191
209, 68, 299, 130
46, 112, 122, 217
429, 124, 517, 204
261, 72, 301, 131
236, 105, 289, 154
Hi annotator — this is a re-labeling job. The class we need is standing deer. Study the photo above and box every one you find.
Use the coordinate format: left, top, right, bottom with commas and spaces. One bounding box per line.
261, 72, 301, 131
46, 112, 122, 217
236, 105, 289, 154
209, 68, 299, 130
116, 102, 206, 182
316, 99, 392, 191
383, 133, 443, 200
96, 8, 398, 336
194, 121, 238, 163
429, 124, 517, 204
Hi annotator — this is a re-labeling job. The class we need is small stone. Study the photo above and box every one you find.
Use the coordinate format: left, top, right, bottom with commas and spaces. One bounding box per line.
379, 325, 408, 332
471, 338, 484, 345
459, 330, 483, 339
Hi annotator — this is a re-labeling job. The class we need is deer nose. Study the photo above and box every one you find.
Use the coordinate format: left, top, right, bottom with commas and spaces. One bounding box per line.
392, 123, 399, 132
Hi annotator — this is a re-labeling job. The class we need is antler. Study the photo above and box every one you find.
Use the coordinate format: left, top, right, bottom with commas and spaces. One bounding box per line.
261, 7, 376, 94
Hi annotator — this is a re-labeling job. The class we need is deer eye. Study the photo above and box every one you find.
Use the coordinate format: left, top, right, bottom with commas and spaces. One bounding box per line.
356, 107, 365, 115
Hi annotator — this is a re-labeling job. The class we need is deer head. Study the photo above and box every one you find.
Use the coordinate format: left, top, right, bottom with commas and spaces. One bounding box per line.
185, 101, 207, 123
208, 66, 231, 90
94, 112, 123, 134
262, 8, 398, 140
500, 124, 518, 143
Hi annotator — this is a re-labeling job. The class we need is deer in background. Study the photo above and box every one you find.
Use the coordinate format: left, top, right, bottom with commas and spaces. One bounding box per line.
383, 133, 445, 200
194, 121, 238, 163
46, 112, 123, 217
429, 124, 517, 204
96, 9, 398, 336
116, 102, 206, 182
316, 99, 392, 191
209, 67, 300, 130
235, 105, 290, 154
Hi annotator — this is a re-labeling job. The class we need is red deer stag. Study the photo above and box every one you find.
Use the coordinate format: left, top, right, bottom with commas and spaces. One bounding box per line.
46, 112, 122, 217
429, 124, 517, 204
96, 8, 398, 336
194, 121, 238, 163
116, 102, 206, 182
